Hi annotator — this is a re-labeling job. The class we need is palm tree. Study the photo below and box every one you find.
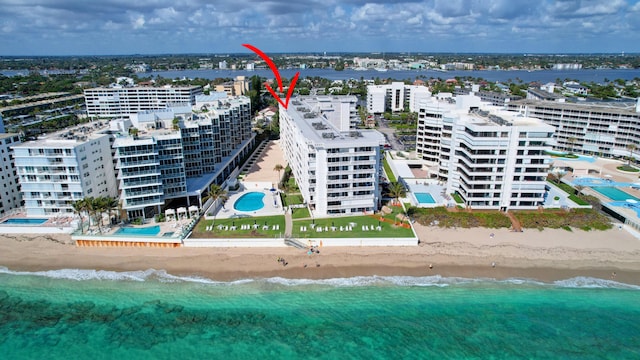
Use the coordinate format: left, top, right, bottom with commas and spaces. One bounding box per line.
273, 164, 284, 186
105, 197, 119, 225
567, 137, 577, 155
626, 143, 637, 166
575, 185, 585, 198
202, 184, 228, 227
84, 196, 96, 230
93, 196, 110, 232
72, 199, 88, 234
388, 182, 406, 206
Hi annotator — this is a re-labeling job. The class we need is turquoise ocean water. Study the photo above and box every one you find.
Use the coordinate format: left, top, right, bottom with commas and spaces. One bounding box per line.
1, 267, 639, 359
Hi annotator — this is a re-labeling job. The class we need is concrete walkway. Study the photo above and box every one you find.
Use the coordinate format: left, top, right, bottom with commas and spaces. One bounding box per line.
284, 208, 293, 237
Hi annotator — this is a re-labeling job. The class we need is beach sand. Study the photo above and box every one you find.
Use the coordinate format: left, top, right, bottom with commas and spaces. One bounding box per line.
1, 225, 639, 285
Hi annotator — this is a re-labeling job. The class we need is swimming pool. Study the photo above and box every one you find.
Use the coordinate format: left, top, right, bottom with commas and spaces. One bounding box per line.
1, 218, 48, 225
234, 192, 265, 211
415, 192, 436, 204
592, 187, 640, 202
547, 151, 596, 163
114, 225, 161, 236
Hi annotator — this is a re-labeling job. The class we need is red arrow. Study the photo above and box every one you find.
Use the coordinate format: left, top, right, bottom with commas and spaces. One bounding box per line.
243, 43, 299, 109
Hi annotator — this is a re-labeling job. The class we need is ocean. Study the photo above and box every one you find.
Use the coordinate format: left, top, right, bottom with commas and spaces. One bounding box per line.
1, 267, 639, 359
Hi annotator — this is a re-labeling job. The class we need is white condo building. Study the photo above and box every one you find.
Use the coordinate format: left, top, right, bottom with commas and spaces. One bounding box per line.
367, 82, 430, 114
417, 95, 555, 210
280, 96, 386, 216
507, 99, 640, 159
113, 95, 254, 219
0, 133, 22, 216
13, 124, 118, 216
84, 86, 202, 118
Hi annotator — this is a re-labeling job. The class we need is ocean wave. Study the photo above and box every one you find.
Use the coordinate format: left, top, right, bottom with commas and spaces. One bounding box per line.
554, 276, 640, 290
0, 266, 227, 284
1, 266, 638, 290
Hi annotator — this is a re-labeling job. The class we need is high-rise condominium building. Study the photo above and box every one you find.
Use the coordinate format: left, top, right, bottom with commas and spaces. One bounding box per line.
417, 94, 555, 210
0, 133, 22, 216
367, 82, 430, 114
13, 123, 118, 216
507, 99, 640, 159
84, 85, 202, 118
280, 96, 385, 216
114, 95, 254, 219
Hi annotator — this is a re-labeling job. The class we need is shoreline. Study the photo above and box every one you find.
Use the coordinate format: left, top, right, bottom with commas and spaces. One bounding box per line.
1, 225, 640, 286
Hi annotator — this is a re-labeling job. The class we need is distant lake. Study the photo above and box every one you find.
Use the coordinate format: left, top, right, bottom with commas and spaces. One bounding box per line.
3, 68, 640, 84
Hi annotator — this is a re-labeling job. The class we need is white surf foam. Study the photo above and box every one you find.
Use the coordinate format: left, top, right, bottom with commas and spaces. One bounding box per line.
1, 266, 638, 290
554, 276, 640, 290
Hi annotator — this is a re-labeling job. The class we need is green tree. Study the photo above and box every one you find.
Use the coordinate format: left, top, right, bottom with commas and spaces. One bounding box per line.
72, 199, 88, 234
388, 182, 406, 206
567, 137, 577, 154
627, 143, 637, 165
202, 184, 228, 226
274, 164, 285, 185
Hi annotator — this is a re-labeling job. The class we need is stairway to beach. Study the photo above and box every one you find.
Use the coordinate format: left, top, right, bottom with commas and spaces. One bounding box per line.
504, 211, 522, 232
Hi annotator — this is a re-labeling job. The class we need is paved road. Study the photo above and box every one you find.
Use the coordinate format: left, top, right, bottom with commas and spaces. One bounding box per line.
376, 115, 403, 150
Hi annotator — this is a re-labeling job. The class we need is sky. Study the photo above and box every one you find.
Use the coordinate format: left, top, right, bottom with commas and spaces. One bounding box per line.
1, 0, 640, 56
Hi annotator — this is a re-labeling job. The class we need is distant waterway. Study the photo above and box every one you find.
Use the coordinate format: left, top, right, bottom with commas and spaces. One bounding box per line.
149, 68, 640, 83
2, 68, 640, 84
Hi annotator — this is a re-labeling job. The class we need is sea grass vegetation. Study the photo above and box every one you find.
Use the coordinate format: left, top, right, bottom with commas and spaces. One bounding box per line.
409, 207, 613, 231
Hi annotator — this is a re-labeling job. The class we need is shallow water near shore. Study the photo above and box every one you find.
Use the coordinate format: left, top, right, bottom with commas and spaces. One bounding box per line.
1, 268, 639, 359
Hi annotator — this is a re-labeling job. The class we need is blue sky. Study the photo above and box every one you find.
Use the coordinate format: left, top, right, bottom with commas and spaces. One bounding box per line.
1, 0, 640, 56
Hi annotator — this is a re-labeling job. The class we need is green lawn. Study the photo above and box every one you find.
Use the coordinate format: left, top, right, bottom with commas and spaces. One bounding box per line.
291, 206, 310, 219
382, 156, 397, 182
192, 215, 285, 238
549, 181, 590, 206
283, 193, 304, 206
292, 214, 415, 238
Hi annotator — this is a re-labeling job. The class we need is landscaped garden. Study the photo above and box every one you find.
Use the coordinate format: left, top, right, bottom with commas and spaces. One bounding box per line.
617, 164, 639, 172
291, 204, 415, 239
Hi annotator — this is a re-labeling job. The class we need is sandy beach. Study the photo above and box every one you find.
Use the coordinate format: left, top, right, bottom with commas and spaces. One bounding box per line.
2, 224, 640, 285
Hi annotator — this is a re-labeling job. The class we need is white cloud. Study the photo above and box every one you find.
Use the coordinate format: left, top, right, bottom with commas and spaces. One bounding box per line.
0, 0, 639, 55
131, 15, 145, 29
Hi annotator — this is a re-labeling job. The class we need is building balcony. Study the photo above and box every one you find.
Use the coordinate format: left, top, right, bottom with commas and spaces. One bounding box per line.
116, 159, 160, 168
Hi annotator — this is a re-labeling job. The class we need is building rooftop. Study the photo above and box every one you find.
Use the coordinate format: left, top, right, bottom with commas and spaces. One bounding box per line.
511, 98, 639, 113
287, 96, 385, 147
13, 121, 111, 148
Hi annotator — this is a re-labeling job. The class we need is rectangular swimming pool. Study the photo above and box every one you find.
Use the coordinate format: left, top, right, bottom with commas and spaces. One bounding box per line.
415, 192, 436, 204
114, 225, 161, 236
1, 218, 48, 225
592, 187, 640, 202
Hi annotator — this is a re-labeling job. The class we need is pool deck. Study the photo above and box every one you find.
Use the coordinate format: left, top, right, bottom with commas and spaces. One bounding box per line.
553, 156, 640, 221
216, 186, 284, 219
405, 181, 448, 207
0, 212, 77, 234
